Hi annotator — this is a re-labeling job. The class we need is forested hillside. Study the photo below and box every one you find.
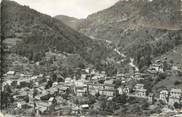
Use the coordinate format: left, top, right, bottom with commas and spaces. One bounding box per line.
1, 0, 118, 71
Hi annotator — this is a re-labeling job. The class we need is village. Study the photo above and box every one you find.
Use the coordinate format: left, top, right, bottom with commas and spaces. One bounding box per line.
1, 55, 182, 116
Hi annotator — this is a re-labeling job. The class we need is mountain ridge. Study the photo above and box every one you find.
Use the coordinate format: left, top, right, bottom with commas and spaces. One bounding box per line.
54, 15, 81, 29
56, 0, 182, 70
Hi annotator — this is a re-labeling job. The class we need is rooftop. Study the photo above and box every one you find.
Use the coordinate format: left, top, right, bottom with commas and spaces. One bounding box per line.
6, 71, 15, 75
160, 90, 169, 94
104, 79, 114, 85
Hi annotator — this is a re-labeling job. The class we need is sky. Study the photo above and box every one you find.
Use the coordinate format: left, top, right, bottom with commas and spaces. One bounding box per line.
9, 0, 120, 18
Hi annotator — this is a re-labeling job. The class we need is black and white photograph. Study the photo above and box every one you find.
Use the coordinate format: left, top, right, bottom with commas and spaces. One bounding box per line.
0, 0, 182, 116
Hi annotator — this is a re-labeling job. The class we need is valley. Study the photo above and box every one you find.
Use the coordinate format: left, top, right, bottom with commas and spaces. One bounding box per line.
1, 0, 182, 116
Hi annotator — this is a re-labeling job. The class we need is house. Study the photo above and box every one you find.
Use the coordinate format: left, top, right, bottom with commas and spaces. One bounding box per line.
104, 79, 115, 90
134, 84, 147, 98
99, 71, 106, 79
90, 69, 97, 75
91, 76, 99, 81
81, 74, 87, 80
81, 104, 89, 109
99, 89, 116, 97
116, 73, 126, 80
88, 83, 104, 91
65, 78, 72, 84
6, 71, 16, 78
75, 80, 85, 87
75, 81, 87, 96
6, 71, 15, 76
172, 66, 178, 71
123, 87, 130, 95
87, 83, 115, 96
118, 86, 130, 95
93, 74, 105, 80
148, 93, 154, 104
101, 71, 106, 75
148, 63, 164, 73
76, 87, 87, 96
159, 89, 169, 103
59, 86, 69, 93
84, 68, 91, 74
104, 79, 114, 85
87, 83, 104, 96
89, 89, 98, 96
133, 72, 144, 80
135, 84, 144, 89
48, 97, 55, 105
168, 88, 182, 105
30, 76, 38, 81
47, 87, 59, 95
53, 83, 70, 93
116, 73, 125, 77
72, 106, 80, 114
104, 84, 115, 90
135, 88, 147, 98
118, 87, 123, 95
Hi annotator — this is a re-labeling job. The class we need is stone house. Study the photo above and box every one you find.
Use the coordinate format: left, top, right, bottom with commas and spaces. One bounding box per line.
89, 89, 98, 96
104, 84, 115, 90
99, 89, 116, 97
159, 89, 169, 103
168, 88, 182, 105
104, 79, 114, 85
133, 72, 144, 81
148, 63, 164, 73
135, 88, 147, 98
65, 78, 72, 84
6, 71, 16, 76
134, 84, 147, 98
81, 74, 87, 80
5, 71, 16, 79
118, 86, 130, 95
87, 83, 104, 96
118, 86, 123, 95
135, 84, 144, 90
87, 83, 115, 96
75, 86, 87, 96
74, 80, 87, 96
148, 93, 154, 104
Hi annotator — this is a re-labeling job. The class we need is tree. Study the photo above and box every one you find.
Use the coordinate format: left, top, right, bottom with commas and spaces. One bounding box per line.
156, 73, 167, 82
105, 101, 119, 113
174, 102, 180, 109
100, 100, 107, 111
113, 79, 121, 88
95, 92, 100, 97
52, 73, 57, 82
141, 100, 149, 110
74, 98, 79, 105
113, 94, 127, 104
98, 96, 107, 111
88, 95, 96, 105
174, 80, 182, 86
